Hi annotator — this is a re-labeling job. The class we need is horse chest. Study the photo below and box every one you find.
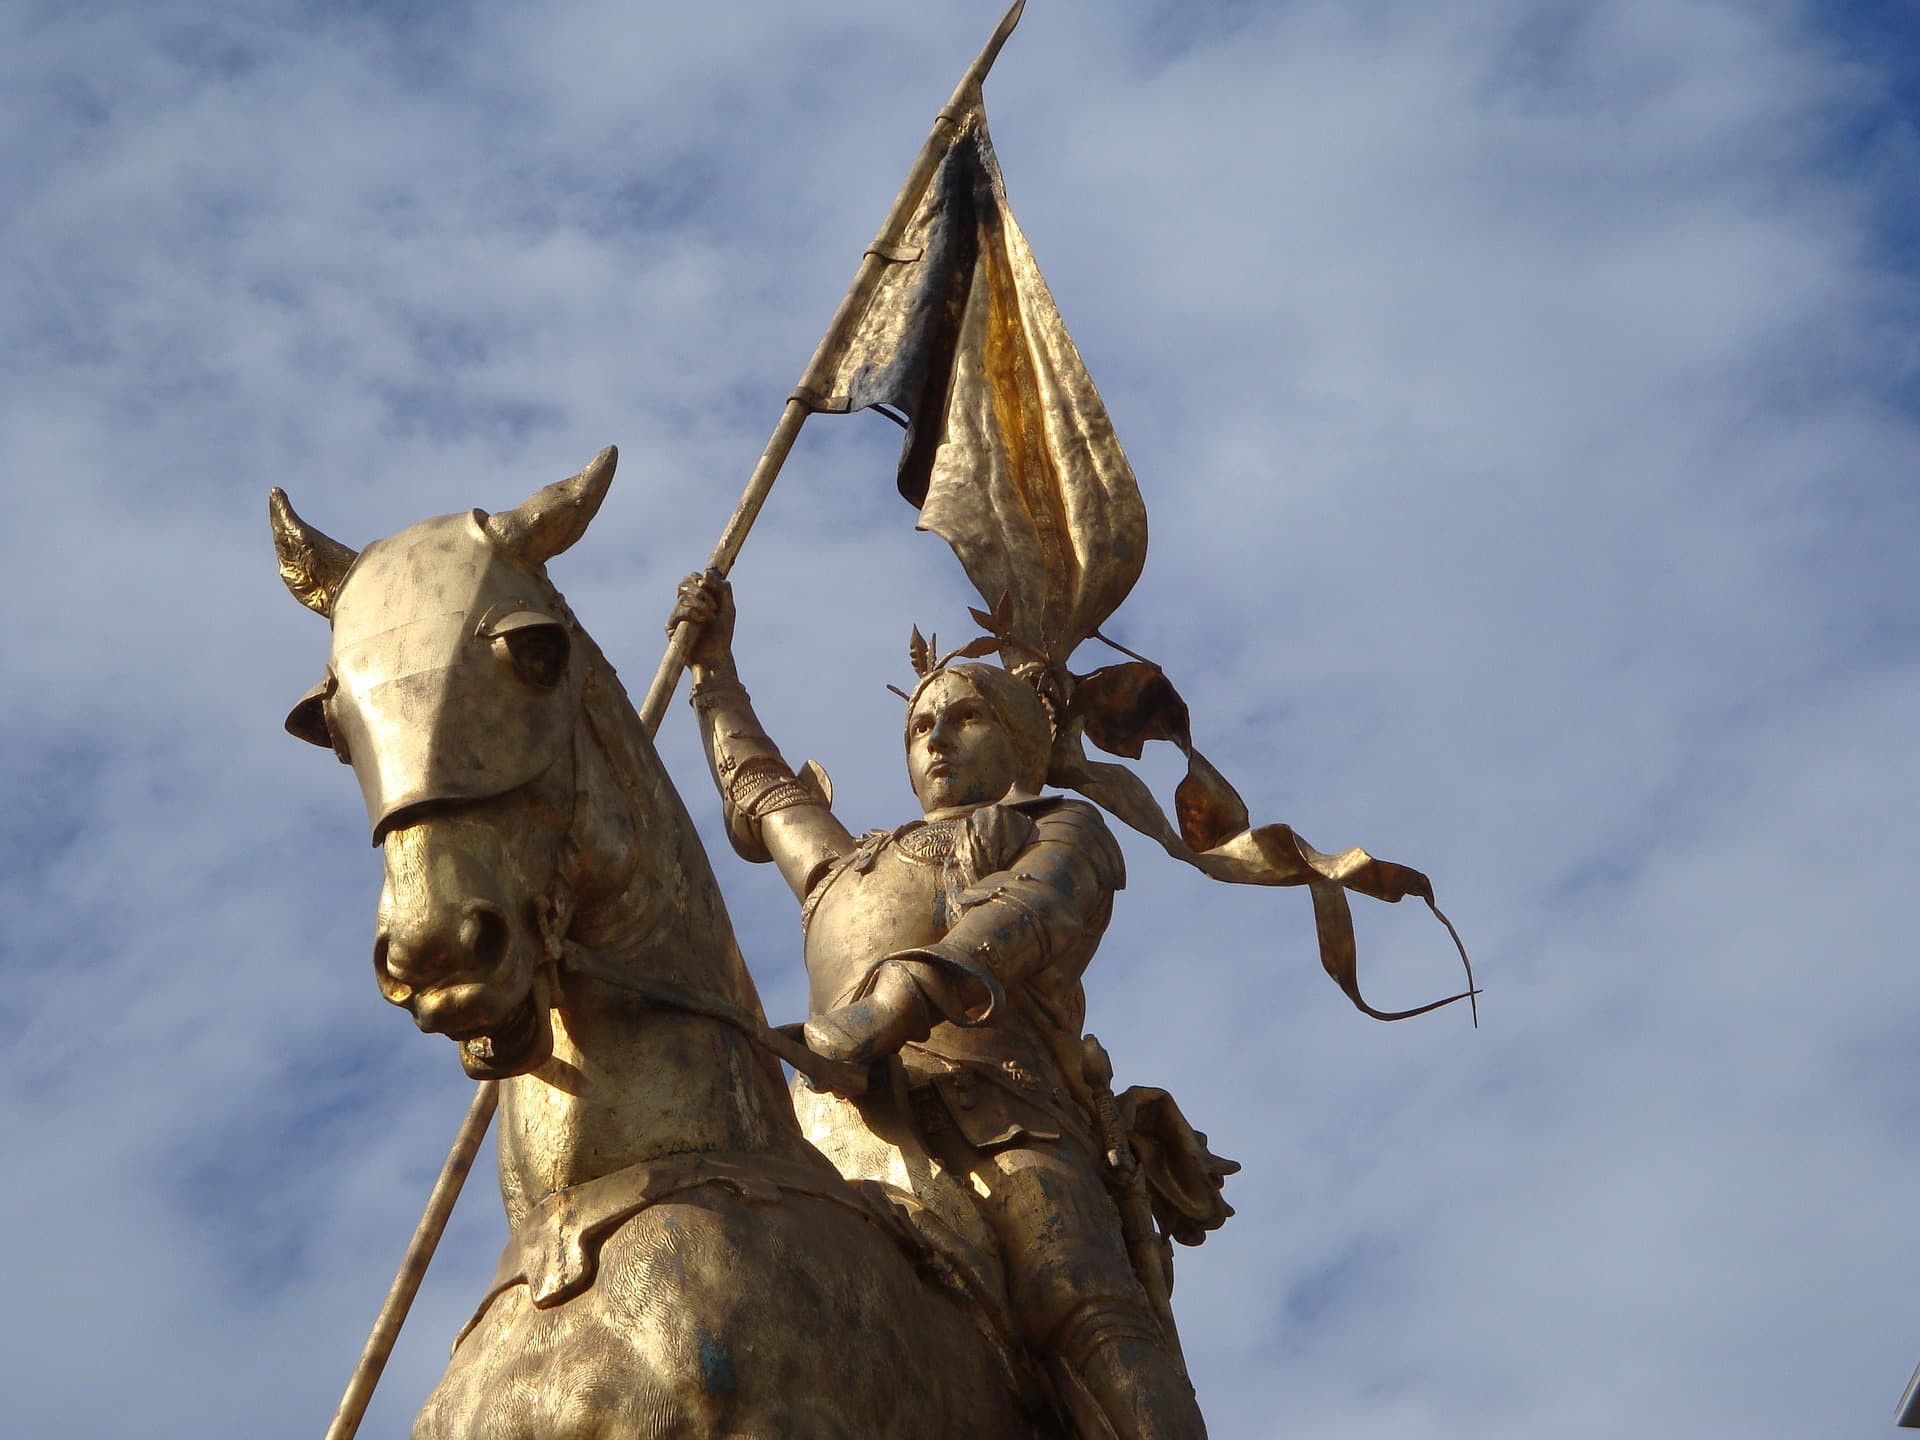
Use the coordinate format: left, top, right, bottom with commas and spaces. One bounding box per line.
417, 1194, 1040, 1440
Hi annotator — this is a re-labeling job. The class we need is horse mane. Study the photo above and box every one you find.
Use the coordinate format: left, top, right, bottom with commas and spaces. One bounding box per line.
565, 620, 770, 1027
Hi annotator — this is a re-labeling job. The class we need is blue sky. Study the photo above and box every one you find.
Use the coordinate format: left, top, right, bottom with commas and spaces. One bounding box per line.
3, 1, 1917, 1435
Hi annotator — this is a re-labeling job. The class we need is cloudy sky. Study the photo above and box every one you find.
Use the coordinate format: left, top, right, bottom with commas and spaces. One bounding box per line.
3, 0, 1916, 1435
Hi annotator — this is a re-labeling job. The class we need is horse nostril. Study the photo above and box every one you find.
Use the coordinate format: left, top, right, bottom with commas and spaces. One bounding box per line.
461, 904, 510, 974
373, 932, 412, 1002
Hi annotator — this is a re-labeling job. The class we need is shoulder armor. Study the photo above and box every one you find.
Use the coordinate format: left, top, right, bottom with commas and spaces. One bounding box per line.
1015, 795, 1125, 891
799, 759, 832, 806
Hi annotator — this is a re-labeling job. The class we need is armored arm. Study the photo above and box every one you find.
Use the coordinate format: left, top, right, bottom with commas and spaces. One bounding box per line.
803, 799, 1125, 1067
675, 576, 854, 900
890, 799, 1125, 1026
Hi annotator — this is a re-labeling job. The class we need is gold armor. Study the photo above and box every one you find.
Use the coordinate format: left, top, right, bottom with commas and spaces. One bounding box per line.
802, 798, 1117, 1153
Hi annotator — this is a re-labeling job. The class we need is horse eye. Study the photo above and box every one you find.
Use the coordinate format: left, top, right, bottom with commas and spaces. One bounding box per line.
496, 624, 570, 689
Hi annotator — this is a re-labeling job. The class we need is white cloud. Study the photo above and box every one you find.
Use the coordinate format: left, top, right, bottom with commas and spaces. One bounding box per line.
2, 1, 1915, 1435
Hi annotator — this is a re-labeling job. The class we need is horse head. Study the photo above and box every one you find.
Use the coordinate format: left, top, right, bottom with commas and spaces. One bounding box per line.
271, 448, 628, 1082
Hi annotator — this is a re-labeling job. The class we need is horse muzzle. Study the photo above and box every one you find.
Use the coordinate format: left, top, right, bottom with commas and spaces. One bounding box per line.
374, 828, 559, 1077
375, 929, 556, 1081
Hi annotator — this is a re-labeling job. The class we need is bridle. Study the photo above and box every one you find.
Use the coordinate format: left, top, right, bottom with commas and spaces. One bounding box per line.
520, 654, 869, 1098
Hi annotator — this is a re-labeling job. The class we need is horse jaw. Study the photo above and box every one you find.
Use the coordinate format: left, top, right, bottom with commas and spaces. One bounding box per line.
453, 966, 557, 1081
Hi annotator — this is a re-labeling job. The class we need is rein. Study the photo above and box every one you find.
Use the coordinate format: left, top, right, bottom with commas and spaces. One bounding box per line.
538, 659, 869, 1098
556, 942, 869, 1097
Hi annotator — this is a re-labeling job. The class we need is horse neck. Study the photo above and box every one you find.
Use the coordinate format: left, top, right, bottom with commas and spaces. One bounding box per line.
494, 647, 810, 1227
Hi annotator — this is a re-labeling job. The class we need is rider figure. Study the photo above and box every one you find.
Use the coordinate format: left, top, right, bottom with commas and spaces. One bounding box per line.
673, 574, 1207, 1440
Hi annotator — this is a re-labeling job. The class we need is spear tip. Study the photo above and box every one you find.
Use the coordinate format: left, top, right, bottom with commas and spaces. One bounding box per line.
966, 0, 1028, 94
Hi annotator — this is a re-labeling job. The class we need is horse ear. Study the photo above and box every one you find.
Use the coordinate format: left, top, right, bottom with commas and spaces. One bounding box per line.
270, 488, 359, 618
485, 445, 617, 565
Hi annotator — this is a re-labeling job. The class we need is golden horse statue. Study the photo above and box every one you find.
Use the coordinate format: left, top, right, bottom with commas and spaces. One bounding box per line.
271, 448, 1059, 1439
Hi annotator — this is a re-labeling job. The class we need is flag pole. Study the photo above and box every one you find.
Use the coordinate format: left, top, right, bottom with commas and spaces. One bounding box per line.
323, 1081, 497, 1440
636, 0, 1026, 731
323, 5, 1029, 1432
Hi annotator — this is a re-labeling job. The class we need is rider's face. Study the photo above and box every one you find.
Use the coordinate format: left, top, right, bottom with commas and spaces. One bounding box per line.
906, 673, 1019, 817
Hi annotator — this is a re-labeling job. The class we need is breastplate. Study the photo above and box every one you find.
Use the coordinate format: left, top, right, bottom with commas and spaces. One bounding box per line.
802, 825, 958, 1012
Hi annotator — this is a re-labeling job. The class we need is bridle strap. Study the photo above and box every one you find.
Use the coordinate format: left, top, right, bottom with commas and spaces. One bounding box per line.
557, 944, 870, 1096
547, 662, 869, 1097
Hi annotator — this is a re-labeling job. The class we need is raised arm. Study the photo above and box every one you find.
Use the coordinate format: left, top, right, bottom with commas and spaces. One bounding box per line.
670, 574, 855, 901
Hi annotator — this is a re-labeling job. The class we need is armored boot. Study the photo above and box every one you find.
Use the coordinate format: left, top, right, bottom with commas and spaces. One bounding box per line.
1051, 1299, 1207, 1440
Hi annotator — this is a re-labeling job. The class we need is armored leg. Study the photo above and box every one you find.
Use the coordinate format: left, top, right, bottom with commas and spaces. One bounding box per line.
966, 1142, 1207, 1440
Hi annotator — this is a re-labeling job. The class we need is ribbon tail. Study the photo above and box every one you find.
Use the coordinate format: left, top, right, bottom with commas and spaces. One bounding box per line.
1052, 729, 1476, 1023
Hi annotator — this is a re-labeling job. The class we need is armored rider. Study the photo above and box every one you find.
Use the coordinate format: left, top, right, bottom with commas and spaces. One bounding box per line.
672, 574, 1208, 1440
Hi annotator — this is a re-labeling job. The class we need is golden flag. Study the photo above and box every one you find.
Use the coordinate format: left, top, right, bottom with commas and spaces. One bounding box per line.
806, 97, 1145, 663
805, 93, 1475, 1023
